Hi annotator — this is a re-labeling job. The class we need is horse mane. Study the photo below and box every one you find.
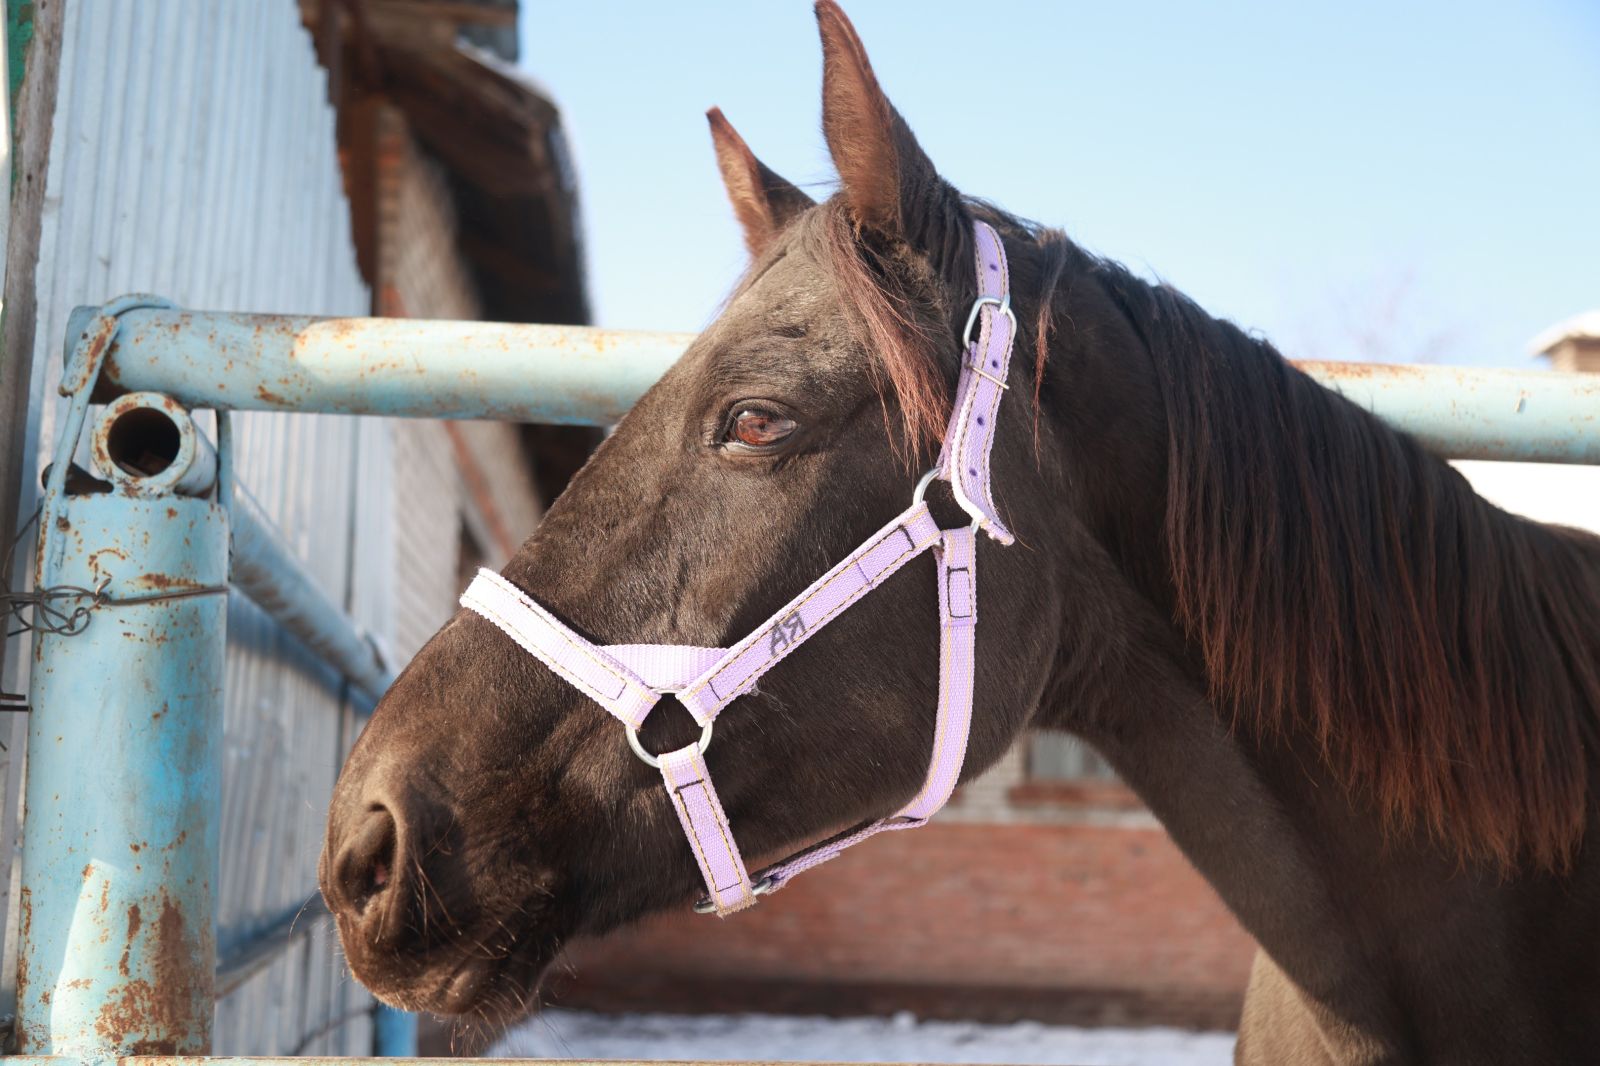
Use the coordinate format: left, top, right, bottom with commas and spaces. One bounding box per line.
1093, 258, 1600, 873
814, 195, 1600, 872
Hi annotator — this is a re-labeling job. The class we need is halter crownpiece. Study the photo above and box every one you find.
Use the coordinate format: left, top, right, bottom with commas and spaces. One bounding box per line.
461, 220, 1017, 915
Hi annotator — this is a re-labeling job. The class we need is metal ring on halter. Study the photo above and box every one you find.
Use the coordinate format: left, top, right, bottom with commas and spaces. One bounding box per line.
692, 874, 776, 914
962, 293, 1017, 348
912, 466, 984, 533
625, 694, 714, 770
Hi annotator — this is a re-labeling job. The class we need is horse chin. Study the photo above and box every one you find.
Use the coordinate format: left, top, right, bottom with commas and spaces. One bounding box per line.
337, 903, 564, 1024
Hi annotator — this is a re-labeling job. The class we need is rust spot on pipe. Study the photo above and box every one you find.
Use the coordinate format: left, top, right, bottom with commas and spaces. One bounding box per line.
93, 894, 208, 1055
120, 903, 141, 976
1294, 359, 1422, 383
84, 324, 114, 364
87, 546, 131, 583
17, 888, 31, 1009
134, 571, 206, 592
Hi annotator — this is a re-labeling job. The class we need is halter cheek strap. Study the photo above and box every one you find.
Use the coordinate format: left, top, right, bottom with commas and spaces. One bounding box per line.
943, 221, 1015, 544
460, 220, 1017, 915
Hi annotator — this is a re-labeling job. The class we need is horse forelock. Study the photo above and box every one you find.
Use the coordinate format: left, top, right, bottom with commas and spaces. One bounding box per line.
802, 198, 1074, 461
809, 201, 952, 460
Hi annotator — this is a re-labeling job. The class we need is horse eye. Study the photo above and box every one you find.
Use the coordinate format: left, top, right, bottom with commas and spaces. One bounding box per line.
727, 409, 798, 448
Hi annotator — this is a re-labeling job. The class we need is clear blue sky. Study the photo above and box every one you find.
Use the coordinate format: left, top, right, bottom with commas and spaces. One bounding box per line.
520, 1, 1599, 367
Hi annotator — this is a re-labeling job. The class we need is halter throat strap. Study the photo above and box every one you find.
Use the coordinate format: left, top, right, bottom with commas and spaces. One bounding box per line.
460, 220, 1017, 915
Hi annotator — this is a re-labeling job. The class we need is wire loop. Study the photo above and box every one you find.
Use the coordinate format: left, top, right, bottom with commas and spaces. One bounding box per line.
2, 505, 228, 639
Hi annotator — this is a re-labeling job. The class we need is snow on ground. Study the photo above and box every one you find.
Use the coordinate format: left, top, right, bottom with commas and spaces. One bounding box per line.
491, 1009, 1236, 1065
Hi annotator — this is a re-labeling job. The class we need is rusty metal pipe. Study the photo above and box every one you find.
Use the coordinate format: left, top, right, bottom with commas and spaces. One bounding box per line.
16, 489, 228, 1056
19, 302, 400, 1062
213, 894, 327, 999
1296, 360, 1600, 464
82, 304, 695, 429
91, 392, 218, 497
227, 488, 393, 702
80, 302, 1600, 464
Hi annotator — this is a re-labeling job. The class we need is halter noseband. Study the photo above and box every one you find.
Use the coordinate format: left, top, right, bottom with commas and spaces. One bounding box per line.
461, 221, 1017, 915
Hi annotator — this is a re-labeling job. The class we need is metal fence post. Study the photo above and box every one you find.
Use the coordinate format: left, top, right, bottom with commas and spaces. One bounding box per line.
371, 1006, 418, 1058
14, 305, 227, 1056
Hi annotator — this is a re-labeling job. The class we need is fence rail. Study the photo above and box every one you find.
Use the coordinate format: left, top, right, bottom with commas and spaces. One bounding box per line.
84, 306, 1600, 464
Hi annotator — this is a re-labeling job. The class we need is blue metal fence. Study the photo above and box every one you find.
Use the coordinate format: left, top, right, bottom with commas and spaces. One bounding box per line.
10, 295, 1600, 1064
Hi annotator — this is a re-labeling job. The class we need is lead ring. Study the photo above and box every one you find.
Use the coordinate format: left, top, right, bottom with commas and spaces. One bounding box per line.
626, 717, 714, 770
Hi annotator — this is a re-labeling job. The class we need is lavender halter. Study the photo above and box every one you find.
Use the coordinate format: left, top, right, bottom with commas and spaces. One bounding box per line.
461, 221, 1017, 915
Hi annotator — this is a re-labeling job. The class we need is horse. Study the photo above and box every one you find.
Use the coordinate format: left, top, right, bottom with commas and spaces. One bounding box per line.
319, 4, 1600, 1062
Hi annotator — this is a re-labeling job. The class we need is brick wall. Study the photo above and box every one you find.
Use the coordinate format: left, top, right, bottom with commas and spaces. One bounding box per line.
553, 821, 1257, 1030
375, 103, 545, 665
375, 106, 483, 323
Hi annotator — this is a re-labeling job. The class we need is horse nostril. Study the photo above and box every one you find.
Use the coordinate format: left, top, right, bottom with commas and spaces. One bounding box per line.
333, 805, 398, 913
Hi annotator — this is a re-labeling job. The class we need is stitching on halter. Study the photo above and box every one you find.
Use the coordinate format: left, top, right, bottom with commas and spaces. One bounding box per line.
695, 515, 937, 707
672, 780, 741, 892
466, 581, 631, 703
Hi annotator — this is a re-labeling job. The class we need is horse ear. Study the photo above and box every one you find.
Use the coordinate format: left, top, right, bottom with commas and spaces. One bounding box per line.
707, 107, 815, 258
816, 1, 956, 251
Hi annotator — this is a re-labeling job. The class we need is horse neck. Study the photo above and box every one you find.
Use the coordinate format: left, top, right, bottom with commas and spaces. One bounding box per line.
1015, 259, 1600, 1059
1012, 275, 1428, 1054
1024, 269, 1175, 609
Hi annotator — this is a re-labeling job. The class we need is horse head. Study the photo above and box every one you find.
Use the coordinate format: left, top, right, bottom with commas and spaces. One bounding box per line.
317, 1, 1151, 1020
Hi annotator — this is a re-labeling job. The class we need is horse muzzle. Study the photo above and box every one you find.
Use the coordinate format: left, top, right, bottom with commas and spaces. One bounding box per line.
319, 769, 559, 1018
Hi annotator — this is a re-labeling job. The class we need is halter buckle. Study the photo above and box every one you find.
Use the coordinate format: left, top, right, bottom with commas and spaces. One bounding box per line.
625, 691, 714, 769
692, 874, 776, 914
962, 293, 1016, 349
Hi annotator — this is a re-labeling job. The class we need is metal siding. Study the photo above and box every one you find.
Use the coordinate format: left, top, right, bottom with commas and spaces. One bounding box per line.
12, 1, 393, 1054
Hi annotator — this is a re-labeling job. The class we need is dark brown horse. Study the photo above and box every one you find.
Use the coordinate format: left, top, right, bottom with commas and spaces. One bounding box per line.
320, 5, 1600, 1062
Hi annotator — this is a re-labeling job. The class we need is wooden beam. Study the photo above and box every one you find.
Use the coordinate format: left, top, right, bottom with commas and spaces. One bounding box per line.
458, 232, 566, 293
373, 1, 518, 29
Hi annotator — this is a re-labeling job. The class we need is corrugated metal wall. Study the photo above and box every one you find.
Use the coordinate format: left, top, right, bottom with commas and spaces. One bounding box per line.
7, 1, 399, 1054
